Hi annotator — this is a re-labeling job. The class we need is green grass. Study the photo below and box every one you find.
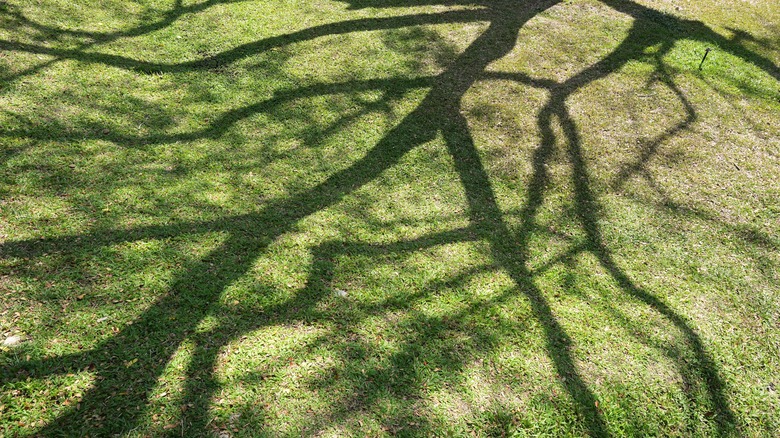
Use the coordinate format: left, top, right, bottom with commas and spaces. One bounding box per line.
1, 0, 779, 436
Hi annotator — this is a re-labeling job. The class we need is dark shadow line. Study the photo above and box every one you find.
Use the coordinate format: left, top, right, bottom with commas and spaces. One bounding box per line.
546, 43, 738, 427
599, 0, 780, 82
557, 88, 737, 433
443, 108, 609, 436
7, 72, 444, 434
611, 44, 697, 190
0, 0, 251, 86
3, 0, 768, 434
528, 242, 589, 278
481, 70, 559, 88
619, 191, 780, 277
422, 4, 608, 431
3, 4, 509, 430
597, 247, 738, 433
0, 226, 480, 393
493, 3, 743, 430
0, 0, 248, 41
304, 278, 531, 433
0, 9, 491, 76
0, 76, 434, 146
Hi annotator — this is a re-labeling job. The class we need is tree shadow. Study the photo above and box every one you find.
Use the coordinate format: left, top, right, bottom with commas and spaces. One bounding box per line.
2, 0, 779, 435
0, 0, 255, 85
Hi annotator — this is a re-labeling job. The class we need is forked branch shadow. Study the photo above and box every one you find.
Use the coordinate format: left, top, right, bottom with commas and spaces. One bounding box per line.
3, 0, 777, 434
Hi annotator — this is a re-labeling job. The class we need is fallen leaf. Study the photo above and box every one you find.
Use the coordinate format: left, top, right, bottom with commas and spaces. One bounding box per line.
2, 335, 23, 347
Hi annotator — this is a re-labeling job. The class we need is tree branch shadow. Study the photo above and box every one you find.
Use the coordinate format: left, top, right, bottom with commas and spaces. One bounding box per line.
3, 0, 778, 435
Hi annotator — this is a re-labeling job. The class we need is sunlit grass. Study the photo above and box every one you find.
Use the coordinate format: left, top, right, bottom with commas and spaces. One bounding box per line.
1, 0, 779, 436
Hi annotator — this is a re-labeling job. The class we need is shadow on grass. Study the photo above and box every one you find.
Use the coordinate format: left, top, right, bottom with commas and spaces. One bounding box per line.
2, 0, 778, 435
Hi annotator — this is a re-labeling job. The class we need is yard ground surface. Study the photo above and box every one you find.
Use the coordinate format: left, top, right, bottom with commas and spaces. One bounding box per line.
1, 0, 779, 436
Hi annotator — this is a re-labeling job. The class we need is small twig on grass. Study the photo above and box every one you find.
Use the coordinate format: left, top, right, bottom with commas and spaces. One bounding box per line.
699, 47, 712, 70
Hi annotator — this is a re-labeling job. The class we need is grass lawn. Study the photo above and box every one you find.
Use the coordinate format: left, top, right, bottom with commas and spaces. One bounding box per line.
1, 0, 779, 435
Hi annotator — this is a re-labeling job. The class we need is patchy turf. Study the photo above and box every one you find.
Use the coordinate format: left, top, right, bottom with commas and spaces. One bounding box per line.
1, 0, 779, 436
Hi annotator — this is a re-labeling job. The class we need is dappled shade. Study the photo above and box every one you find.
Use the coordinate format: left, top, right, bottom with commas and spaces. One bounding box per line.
1, 0, 779, 435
